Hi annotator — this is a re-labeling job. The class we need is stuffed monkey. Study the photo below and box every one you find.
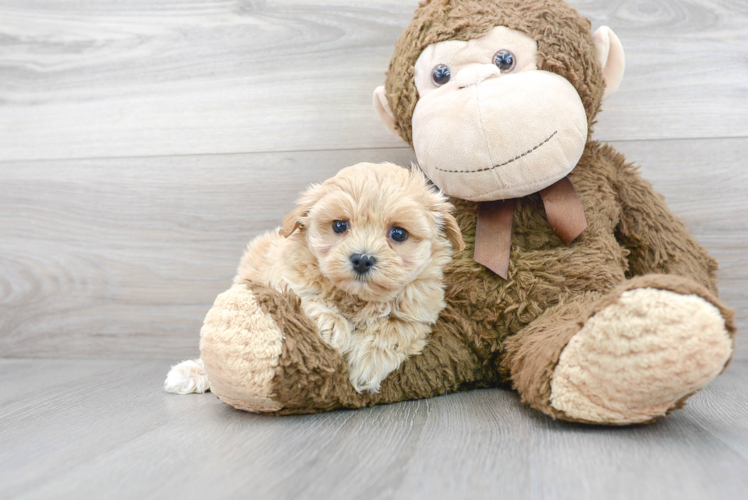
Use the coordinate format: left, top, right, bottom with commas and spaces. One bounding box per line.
194, 0, 735, 424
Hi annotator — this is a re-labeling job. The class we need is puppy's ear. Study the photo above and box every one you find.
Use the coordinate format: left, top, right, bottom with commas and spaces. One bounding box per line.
279, 204, 308, 237
279, 183, 324, 238
413, 167, 465, 252
440, 209, 465, 252
430, 197, 464, 252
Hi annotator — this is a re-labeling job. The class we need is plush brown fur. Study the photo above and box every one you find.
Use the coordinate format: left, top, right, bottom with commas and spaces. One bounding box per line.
247, 280, 498, 414
198, 0, 736, 421
237, 140, 735, 417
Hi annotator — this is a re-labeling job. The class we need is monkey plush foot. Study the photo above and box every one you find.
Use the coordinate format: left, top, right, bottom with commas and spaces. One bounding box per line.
549, 287, 733, 424
199, 284, 285, 412
199, 282, 364, 414
198, 282, 493, 415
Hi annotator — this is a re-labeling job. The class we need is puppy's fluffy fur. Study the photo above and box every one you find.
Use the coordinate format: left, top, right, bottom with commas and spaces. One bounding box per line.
236, 162, 463, 392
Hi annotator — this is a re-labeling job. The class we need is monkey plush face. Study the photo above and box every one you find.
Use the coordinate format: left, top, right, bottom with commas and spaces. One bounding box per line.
410, 26, 587, 201
373, 0, 625, 202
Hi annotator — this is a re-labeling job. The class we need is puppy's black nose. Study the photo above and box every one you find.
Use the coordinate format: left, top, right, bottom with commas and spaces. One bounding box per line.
350, 253, 376, 275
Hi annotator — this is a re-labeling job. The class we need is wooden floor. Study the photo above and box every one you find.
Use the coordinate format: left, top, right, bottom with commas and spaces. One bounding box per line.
1, 359, 747, 499
1, 0, 747, 498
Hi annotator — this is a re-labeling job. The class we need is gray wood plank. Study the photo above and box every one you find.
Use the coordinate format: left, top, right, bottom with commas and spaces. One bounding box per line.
0, 147, 419, 358
1, 139, 745, 359
1, 359, 746, 500
0, 0, 746, 162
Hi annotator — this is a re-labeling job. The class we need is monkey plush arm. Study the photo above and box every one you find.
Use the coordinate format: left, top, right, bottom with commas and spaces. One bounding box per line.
199, 282, 493, 414
605, 145, 719, 294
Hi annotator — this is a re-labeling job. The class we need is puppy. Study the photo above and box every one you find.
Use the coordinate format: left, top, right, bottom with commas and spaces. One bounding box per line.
165, 162, 463, 395
237, 162, 463, 392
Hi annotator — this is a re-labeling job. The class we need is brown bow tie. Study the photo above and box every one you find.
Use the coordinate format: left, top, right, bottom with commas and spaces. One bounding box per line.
474, 177, 587, 279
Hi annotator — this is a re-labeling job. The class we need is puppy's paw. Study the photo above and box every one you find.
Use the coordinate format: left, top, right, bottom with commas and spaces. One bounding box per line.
164, 358, 211, 394
303, 302, 353, 351
346, 321, 430, 393
347, 346, 407, 394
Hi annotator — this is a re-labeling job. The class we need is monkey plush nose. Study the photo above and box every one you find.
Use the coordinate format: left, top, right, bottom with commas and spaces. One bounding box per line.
350, 253, 376, 275
456, 64, 500, 88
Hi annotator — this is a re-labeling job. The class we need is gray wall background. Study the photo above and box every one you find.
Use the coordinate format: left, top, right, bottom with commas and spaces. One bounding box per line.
1, 0, 746, 360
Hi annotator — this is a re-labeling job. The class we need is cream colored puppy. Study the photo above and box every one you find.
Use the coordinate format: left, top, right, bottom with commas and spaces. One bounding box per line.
237, 162, 464, 392
165, 162, 463, 395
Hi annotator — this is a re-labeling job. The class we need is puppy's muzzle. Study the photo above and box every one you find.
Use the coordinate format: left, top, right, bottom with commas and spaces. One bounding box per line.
350, 253, 376, 276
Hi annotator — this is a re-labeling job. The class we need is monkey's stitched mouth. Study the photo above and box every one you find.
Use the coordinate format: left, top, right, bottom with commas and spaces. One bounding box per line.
433, 131, 558, 174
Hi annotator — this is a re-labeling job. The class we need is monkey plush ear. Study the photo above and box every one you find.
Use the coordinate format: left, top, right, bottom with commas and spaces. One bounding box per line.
592, 26, 625, 101
373, 86, 405, 141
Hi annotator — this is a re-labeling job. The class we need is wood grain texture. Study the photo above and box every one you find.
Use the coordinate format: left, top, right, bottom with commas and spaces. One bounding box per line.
0, 148, 417, 358
1, 139, 745, 359
0, 0, 746, 162
1, 1, 745, 495
1, 358, 747, 499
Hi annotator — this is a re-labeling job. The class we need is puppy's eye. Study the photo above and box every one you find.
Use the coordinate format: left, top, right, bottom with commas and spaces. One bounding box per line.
389, 226, 408, 243
332, 220, 349, 234
431, 64, 451, 87
493, 50, 516, 73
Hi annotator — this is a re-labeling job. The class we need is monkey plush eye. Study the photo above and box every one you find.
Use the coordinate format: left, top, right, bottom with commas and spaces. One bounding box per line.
493, 50, 516, 72
389, 226, 409, 243
332, 220, 349, 234
431, 64, 451, 86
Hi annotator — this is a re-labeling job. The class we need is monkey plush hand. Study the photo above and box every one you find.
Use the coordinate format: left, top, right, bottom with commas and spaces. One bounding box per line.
197, 0, 735, 424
